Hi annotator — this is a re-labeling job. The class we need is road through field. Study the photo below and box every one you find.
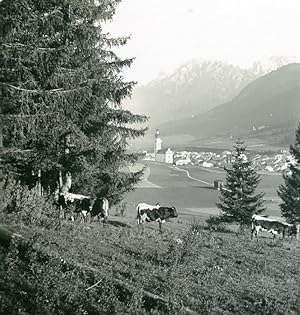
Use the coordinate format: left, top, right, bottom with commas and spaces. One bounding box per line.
120, 161, 283, 225
171, 165, 213, 187
135, 165, 162, 188
122, 162, 225, 225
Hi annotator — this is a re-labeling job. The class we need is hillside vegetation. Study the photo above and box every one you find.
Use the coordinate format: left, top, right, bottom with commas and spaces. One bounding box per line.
1, 217, 300, 315
1, 155, 299, 314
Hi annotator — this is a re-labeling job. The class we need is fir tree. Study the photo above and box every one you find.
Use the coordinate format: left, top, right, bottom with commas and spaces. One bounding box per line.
0, 0, 147, 204
278, 123, 300, 224
216, 140, 265, 228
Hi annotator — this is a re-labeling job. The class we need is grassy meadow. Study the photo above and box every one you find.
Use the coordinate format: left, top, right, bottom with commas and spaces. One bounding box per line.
1, 161, 300, 315
120, 161, 284, 224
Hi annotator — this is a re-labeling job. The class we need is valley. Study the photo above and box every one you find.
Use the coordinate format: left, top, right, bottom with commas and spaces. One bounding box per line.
119, 161, 284, 228
128, 61, 300, 151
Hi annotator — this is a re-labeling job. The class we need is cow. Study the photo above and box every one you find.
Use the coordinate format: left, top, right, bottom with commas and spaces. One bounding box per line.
137, 206, 178, 232
136, 202, 160, 225
57, 193, 93, 223
251, 214, 299, 240
90, 197, 109, 223
73, 197, 94, 223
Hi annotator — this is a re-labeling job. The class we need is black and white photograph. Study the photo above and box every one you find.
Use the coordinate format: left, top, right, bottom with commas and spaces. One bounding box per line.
0, 0, 300, 314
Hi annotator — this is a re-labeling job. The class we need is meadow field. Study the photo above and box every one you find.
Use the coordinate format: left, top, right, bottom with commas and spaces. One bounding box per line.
118, 161, 284, 228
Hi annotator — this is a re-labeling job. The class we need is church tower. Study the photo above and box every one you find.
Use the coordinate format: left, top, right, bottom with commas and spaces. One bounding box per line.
154, 129, 162, 160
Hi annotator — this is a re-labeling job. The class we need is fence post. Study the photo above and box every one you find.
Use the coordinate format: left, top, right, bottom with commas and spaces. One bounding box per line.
37, 169, 43, 196
0, 127, 2, 148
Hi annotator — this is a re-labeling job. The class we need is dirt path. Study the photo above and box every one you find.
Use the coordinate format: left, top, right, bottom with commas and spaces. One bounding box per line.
172, 165, 214, 187
135, 166, 162, 188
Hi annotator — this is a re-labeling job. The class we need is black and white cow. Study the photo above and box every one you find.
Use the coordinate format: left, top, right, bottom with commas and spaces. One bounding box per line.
58, 193, 108, 223
73, 197, 94, 223
90, 197, 109, 223
251, 214, 299, 240
58, 192, 92, 222
136, 202, 160, 225
137, 205, 178, 232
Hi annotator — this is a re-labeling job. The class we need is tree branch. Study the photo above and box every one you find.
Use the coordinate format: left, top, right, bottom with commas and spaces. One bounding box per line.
1, 113, 55, 118
3, 83, 83, 94
2, 43, 58, 51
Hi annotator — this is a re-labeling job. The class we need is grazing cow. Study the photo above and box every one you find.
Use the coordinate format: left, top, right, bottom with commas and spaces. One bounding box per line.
138, 206, 178, 232
90, 197, 109, 223
58, 193, 92, 222
251, 214, 298, 240
73, 197, 94, 223
136, 202, 160, 225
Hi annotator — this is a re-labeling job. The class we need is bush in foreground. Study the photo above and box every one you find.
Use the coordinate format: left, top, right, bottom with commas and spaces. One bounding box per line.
0, 176, 59, 228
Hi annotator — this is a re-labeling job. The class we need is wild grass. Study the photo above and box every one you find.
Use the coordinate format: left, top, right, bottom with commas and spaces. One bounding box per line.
1, 216, 299, 314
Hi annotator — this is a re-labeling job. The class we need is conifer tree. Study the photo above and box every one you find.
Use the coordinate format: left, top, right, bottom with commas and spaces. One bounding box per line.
216, 140, 265, 228
278, 123, 300, 224
0, 0, 147, 204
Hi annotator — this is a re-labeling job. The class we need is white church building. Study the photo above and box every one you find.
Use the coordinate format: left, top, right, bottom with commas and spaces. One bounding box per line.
154, 129, 174, 164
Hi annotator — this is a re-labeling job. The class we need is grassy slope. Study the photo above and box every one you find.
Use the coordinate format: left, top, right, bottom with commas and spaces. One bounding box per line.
1, 221, 300, 315
1, 162, 299, 314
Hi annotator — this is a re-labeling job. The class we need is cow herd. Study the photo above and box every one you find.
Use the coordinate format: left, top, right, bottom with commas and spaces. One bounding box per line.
57, 195, 178, 232
57, 194, 299, 239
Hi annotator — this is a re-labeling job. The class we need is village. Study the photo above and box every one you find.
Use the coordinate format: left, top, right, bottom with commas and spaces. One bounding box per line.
143, 129, 295, 175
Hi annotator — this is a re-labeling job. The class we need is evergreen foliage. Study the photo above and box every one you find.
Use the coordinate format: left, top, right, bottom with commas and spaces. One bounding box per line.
0, 0, 147, 204
278, 122, 300, 223
216, 140, 265, 227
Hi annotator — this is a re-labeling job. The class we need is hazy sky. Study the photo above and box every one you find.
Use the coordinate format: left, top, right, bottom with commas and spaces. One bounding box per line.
104, 0, 300, 84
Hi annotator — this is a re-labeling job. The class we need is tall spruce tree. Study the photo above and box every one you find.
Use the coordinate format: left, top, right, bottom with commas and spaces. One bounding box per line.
278, 123, 300, 224
216, 140, 265, 228
0, 0, 147, 204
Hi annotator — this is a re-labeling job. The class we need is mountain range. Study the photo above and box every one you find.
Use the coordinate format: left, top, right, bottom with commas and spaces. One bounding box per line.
128, 60, 259, 125
160, 63, 300, 146
126, 57, 300, 149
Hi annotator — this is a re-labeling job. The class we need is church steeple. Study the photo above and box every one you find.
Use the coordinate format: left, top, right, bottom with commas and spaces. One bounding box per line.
155, 129, 161, 142
154, 129, 162, 156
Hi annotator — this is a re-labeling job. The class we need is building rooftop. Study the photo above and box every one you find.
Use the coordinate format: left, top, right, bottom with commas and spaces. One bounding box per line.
156, 148, 173, 154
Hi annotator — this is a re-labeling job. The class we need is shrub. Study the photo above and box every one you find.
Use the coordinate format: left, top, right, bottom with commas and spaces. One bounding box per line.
0, 176, 59, 228
206, 215, 231, 233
